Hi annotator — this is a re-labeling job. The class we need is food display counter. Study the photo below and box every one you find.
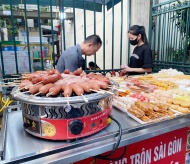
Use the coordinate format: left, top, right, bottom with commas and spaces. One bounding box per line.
1, 68, 190, 164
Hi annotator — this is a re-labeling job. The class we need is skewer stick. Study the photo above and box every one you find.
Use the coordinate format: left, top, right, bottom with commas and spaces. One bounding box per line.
107, 86, 126, 92
23, 84, 33, 89
65, 95, 72, 112
22, 73, 30, 76
8, 84, 19, 87
14, 90, 30, 96
13, 80, 21, 83
7, 81, 19, 84
33, 81, 43, 85
11, 88, 20, 94
65, 95, 71, 113
46, 92, 52, 97
81, 94, 88, 103
11, 84, 32, 94
20, 91, 30, 94
3, 77, 22, 80
34, 92, 41, 96
12, 82, 35, 94
0, 84, 19, 87
13, 82, 42, 94
108, 85, 120, 88
0, 81, 17, 85
99, 89, 114, 95
116, 88, 127, 92
5, 82, 19, 86
27, 94, 35, 99
11, 74, 21, 76
66, 95, 70, 105
90, 89, 104, 94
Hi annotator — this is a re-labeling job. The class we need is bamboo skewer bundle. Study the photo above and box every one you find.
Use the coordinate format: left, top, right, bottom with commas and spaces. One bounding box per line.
0, 81, 19, 87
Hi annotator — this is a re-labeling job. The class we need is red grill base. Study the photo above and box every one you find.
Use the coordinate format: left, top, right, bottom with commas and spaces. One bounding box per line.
23, 107, 112, 140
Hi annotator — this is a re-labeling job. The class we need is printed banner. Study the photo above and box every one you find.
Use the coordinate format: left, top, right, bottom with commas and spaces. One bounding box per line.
75, 127, 190, 164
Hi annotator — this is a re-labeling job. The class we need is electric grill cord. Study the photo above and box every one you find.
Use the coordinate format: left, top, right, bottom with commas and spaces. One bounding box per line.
94, 115, 126, 161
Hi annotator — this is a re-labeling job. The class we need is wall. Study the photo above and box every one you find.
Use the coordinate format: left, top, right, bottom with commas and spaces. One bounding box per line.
131, 0, 150, 37
62, 0, 151, 70
130, 0, 151, 55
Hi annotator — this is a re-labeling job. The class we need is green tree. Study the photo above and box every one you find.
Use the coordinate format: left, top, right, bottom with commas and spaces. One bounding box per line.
0, 18, 18, 40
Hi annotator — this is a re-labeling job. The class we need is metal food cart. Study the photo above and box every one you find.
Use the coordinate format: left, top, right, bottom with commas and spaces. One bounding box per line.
0, 104, 189, 164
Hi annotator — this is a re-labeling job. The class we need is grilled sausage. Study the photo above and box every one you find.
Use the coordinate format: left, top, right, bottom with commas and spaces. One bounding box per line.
61, 73, 81, 79
48, 85, 62, 96
31, 77, 43, 84
94, 75, 110, 84
64, 69, 70, 74
69, 84, 84, 96
52, 69, 60, 75
29, 84, 44, 94
73, 70, 80, 76
80, 72, 86, 77
77, 67, 83, 74
62, 84, 73, 97
73, 68, 83, 76
39, 83, 54, 94
19, 80, 33, 89
89, 80, 108, 89
54, 79, 68, 86
87, 82, 100, 91
46, 70, 54, 75
77, 82, 92, 93
42, 74, 61, 85
87, 73, 110, 84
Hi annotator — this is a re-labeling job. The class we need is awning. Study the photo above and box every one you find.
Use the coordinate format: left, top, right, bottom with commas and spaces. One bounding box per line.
41, 25, 58, 36
84, 0, 121, 11
84, 0, 121, 10
0, 0, 121, 12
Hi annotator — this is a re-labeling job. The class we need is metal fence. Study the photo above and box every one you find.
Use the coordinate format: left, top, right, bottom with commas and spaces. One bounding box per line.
149, 0, 190, 73
0, 0, 130, 77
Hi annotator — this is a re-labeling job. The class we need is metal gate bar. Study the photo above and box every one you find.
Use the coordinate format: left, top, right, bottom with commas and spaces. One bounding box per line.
149, 0, 190, 73
0, 0, 128, 76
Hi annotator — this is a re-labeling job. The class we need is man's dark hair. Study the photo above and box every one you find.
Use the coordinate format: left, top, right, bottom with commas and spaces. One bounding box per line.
84, 35, 102, 45
88, 61, 100, 69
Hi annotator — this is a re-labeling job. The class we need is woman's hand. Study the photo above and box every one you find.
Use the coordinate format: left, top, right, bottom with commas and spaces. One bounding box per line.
121, 65, 132, 73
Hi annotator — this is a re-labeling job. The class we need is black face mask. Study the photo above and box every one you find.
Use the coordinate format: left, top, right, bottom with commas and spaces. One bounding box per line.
129, 38, 138, 45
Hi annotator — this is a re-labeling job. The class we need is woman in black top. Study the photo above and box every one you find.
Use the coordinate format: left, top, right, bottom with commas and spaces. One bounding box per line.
121, 25, 153, 75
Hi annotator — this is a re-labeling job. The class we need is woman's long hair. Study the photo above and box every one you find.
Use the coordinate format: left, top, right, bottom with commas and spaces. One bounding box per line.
128, 25, 149, 45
